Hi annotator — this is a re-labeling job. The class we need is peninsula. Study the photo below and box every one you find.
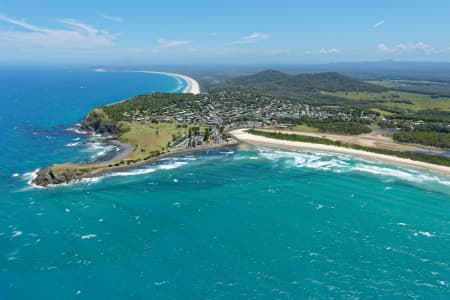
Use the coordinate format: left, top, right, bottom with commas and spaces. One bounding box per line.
32, 70, 450, 186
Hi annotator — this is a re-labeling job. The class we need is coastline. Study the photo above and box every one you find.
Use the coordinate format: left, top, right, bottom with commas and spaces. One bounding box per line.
30, 141, 238, 188
230, 128, 450, 176
94, 68, 201, 94
136, 71, 201, 95
85, 141, 238, 179
30, 69, 204, 187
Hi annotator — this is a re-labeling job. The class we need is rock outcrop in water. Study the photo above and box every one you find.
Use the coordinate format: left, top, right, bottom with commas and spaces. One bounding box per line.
32, 167, 82, 186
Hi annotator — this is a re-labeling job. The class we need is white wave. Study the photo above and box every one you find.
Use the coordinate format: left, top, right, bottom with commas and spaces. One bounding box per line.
22, 169, 39, 184
66, 142, 80, 147
11, 173, 20, 178
154, 281, 169, 287
81, 142, 106, 152
413, 231, 435, 237
180, 156, 197, 161
81, 234, 96, 240
352, 164, 450, 186
79, 177, 102, 185
158, 161, 187, 170
65, 127, 87, 135
81, 142, 118, 159
255, 147, 450, 187
12, 231, 23, 238
259, 149, 349, 171
109, 167, 157, 177
418, 231, 435, 237
93, 150, 106, 157
220, 150, 235, 155
107, 160, 188, 178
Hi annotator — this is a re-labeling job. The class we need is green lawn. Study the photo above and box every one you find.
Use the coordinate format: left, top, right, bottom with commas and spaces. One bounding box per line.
120, 123, 193, 160
291, 124, 320, 132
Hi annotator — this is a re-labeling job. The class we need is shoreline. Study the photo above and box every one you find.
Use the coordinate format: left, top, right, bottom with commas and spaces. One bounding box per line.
30, 69, 204, 187
230, 128, 450, 176
85, 141, 238, 179
94, 68, 201, 95
30, 141, 238, 188
136, 71, 201, 95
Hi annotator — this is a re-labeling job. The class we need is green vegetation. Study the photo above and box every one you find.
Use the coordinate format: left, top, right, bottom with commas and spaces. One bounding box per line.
369, 108, 394, 116
35, 69, 450, 186
388, 110, 450, 122
120, 123, 195, 160
291, 124, 319, 132
279, 117, 372, 135
309, 121, 371, 135
393, 131, 450, 148
101, 93, 199, 122
368, 79, 450, 98
329, 91, 450, 112
217, 70, 386, 105
247, 129, 450, 167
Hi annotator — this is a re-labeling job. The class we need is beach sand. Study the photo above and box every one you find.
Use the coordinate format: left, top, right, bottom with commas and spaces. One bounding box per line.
230, 128, 450, 176
94, 68, 201, 95
137, 71, 201, 94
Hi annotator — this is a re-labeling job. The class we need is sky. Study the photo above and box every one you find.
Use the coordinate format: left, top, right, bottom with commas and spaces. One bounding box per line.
1, 0, 450, 65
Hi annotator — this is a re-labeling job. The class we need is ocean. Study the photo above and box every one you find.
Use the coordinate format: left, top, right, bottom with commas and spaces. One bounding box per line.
1, 67, 449, 299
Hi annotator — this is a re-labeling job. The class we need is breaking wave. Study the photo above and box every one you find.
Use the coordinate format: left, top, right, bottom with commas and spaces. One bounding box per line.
255, 148, 450, 188
107, 160, 188, 178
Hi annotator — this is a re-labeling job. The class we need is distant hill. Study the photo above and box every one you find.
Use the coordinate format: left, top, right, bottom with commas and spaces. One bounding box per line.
218, 70, 386, 95
212, 70, 388, 105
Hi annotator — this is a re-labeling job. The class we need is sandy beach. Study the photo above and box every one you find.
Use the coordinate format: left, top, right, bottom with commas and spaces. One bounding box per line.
94, 68, 201, 95
137, 71, 201, 94
230, 128, 450, 176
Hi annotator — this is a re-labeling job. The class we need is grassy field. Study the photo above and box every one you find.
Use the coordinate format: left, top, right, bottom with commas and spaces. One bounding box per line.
120, 123, 199, 160
368, 108, 394, 116
327, 91, 450, 112
40, 122, 211, 184
291, 124, 319, 132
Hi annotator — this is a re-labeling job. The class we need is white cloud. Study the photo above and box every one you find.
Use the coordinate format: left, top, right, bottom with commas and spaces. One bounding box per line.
319, 48, 340, 54
378, 42, 444, 54
373, 20, 385, 29
306, 48, 340, 55
156, 38, 191, 49
230, 32, 269, 45
0, 13, 116, 49
100, 14, 124, 23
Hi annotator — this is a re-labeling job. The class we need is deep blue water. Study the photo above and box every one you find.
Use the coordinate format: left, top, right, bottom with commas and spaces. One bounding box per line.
1, 67, 449, 299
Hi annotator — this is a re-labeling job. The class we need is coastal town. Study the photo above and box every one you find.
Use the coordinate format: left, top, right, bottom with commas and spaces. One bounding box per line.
111, 89, 448, 136
119, 90, 377, 129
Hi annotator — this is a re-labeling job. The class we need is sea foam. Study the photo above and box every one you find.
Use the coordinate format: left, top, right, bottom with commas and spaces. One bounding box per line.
255, 147, 450, 188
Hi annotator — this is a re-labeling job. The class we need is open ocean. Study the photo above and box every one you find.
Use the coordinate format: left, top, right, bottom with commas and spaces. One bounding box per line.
0, 67, 449, 299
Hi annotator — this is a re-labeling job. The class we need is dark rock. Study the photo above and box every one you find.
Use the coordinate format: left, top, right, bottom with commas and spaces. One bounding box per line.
32, 167, 80, 186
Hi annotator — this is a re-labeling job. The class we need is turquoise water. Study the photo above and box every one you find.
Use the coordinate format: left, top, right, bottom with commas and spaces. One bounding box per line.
1, 68, 450, 299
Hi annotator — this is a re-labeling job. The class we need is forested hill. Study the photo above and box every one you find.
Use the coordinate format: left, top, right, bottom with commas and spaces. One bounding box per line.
216, 70, 386, 97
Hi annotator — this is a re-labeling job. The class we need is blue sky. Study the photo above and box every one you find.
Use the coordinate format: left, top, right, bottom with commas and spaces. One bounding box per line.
1, 0, 450, 64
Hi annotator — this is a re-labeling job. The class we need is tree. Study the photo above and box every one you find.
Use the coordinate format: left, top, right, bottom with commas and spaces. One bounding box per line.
204, 128, 210, 141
